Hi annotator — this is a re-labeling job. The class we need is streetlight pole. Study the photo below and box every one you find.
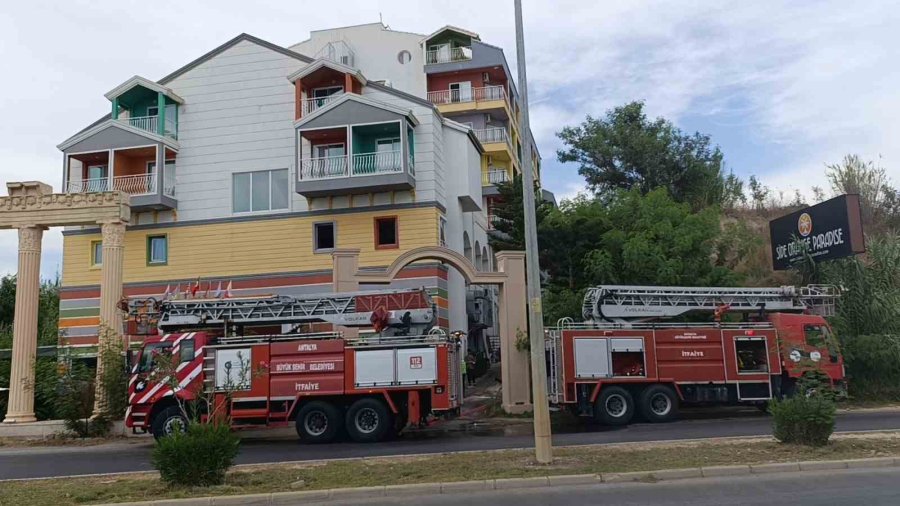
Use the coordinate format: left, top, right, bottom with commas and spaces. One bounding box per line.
513, 0, 552, 464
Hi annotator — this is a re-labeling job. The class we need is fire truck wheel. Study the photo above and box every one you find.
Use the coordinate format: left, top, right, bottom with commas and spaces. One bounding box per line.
638, 385, 679, 423
295, 401, 342, 443
151, 406, 188, 440
345, 398, 392, 443
594, 387, 635, 426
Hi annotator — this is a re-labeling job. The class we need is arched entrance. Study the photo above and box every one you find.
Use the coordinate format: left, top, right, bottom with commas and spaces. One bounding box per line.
331, 246, 532, 413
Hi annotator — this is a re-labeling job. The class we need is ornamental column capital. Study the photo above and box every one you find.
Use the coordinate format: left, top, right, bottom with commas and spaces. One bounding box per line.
16, 225, 46, 252
100, 220, 126, 247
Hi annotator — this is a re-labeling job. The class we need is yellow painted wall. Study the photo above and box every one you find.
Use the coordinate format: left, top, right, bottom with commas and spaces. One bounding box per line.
63, 207, 441, 287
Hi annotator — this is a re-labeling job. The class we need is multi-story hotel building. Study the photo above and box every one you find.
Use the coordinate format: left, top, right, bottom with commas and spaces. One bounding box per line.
56, 23, 545, 357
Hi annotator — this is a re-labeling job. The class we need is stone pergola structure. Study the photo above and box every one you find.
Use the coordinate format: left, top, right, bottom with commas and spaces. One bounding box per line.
331, 246, 532, 413
0, 182, 130, 423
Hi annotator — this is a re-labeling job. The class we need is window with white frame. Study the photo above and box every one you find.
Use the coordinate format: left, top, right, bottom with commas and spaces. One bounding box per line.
232, 169, 289, 213
439, 216, 447, 247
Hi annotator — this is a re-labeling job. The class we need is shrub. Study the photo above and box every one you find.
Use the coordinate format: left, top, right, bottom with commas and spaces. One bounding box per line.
151, 422, 240, 487
841, 334, 900, 401
97, 327, 129, 420
58, 363, 111, 438
770, 396, 836, 447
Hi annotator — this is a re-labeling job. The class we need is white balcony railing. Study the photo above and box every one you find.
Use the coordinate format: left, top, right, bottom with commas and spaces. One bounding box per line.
66, 173, 158, 196
301, 93, 343, 116
427, 85, 507, 106
351, 151, 403, 176
474, 127, 512, 147
121, 115, 178, 139
299, 151, 408, 181
425, 46, 472, 64
127, 115, 158, 133
299, 155, 349, 180
482, 169, 510, 186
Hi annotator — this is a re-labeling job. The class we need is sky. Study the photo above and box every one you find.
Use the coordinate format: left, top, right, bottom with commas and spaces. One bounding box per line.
1, 0, 898, 279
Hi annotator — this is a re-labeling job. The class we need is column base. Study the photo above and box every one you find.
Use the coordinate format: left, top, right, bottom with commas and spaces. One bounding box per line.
502, 403, 534, 415
2, 413, 38, 424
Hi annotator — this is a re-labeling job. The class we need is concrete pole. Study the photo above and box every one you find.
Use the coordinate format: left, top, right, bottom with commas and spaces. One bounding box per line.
495, 251, 532, 413
3, 226, 45, 424
513, 0, 553, 463
93, 220, 126, 417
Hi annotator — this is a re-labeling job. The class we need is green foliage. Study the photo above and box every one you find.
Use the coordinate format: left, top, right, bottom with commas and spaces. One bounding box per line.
542, 286, 586, 323
58, 362, 110, 438
556, 101, 740, 210
488, 174, 553, 253
0, 275, 60, 349
826, 155, 900, 233
840, 334, 900, 401
514, 328, 530, 353
151, 422, 240, 487
98, 326, 129, 420
769, 396, 836, 447
582, 189, 739, 287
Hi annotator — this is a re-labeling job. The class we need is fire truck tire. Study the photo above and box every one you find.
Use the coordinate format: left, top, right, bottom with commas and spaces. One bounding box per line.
638, 385, 679, 423
345, 398, 392, 443
295, 401, 342, 443
594, 387, 635, 426
151, 406, 188, 440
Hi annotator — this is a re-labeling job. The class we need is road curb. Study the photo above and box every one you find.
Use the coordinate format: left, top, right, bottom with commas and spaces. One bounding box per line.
96, 457, 900, 505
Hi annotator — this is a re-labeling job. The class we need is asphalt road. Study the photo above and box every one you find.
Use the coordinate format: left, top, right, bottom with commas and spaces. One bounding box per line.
2, 409, 900, 481
322, 467, 900, 506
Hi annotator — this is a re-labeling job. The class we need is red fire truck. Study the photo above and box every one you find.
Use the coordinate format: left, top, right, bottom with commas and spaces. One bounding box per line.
547, 285, 844, 425
124, 289, 463, 443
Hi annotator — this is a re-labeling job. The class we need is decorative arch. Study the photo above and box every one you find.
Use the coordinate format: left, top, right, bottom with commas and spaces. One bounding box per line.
354, 246, 508, 285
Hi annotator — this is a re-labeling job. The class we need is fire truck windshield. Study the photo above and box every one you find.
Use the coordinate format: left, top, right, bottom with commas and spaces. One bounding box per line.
139, 342, 173, 372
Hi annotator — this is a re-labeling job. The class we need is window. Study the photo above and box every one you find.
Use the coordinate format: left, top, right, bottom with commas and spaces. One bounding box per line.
314, 143, 345, 158
375, 216, 398, 249
449, 81, 472, 102
397, 50, 412, 64
314, 222, 336, 252
91, 240, 102, 266
232, 169, 289, 213
439, 216, 447, 247
179, 339, 195, 363
312, 86, 343, 99
147, 105, 159, 117
147, 235, 168, 265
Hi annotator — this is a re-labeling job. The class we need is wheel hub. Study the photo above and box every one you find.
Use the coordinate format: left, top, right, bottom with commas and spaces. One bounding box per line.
605, 394, 627, 417
650, 393, 671, 416
305, 411, 328, 436
355, 407, 379, 433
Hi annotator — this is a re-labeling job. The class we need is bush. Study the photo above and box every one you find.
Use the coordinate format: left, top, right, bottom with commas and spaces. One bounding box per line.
770, 396, 836, 447
58, 363, 111, 438
841, 334, 900, 401
151, 422, 240, 487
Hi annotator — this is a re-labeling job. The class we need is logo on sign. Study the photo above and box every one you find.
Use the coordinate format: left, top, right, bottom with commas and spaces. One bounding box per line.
409, 356, 423, 369
681, 350, 704, 358
798, 213, 813, 237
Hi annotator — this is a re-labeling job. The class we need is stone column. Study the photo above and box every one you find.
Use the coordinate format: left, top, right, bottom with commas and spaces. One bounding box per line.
3, 226, 45, 424
332, 249, 360, 338
93, 220, 126, 417
495, 251, 532, 414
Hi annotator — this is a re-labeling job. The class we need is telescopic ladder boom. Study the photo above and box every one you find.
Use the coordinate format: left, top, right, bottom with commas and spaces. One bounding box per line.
583, 285, 839, 322
129, 288, 435, 335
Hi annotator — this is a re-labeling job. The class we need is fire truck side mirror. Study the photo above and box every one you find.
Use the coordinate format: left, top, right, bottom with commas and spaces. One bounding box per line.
125, 350, 134, 372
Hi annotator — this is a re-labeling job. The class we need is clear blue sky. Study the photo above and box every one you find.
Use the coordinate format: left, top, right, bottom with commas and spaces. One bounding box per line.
1, 0, 898, 278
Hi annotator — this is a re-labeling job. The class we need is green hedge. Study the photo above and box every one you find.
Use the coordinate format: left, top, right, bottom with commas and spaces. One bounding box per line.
770, 396, 836, 447
152, 422, 241, 487
841, 334, 900, 401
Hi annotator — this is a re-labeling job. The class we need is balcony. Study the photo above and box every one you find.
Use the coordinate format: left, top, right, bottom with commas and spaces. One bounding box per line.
481, 169, 510, 186
300, 93, 344, 117
427, 85, 507, 106
120, 115, 178, 140
295, 120, 416, 198
475, 127, 514, 151
64, 146, 177, 211
426, 46, 472, 65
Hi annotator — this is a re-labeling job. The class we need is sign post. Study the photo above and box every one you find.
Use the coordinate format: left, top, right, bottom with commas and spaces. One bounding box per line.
769, 194, 866, 270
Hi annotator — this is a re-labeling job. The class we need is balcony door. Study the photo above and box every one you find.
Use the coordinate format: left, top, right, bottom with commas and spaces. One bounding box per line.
429, 43, 450, 63
311, 86, 343, 110
375, 138, 401, 172
449, 81, 472, 103
312, 143, 346, 178
86, 164, 108, 192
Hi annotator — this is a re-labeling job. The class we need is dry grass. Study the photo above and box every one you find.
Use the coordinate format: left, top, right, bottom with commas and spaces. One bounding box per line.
2, 433, 900, 505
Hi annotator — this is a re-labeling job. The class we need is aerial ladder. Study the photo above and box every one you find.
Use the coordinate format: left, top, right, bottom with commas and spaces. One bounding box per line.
125, 288, 436, 337
582, 284, 841, 323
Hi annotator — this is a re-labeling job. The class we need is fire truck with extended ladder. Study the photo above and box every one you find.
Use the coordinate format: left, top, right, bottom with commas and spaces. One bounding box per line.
124, 288, 463, 443
547, 285, 844, 426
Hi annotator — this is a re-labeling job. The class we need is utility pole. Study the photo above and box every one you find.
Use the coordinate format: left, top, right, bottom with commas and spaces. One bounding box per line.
514, 0, 552, 464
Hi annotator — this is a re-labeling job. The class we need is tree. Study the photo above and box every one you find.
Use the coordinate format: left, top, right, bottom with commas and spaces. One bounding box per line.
826, 155, 900, 233
748, 175, 770, 212
556, 101, 733, 209
581, 188, 739, 287
487, 174, 552, 252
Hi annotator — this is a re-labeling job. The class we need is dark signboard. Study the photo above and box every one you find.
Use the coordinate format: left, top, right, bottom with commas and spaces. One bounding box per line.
769, 194, 865, 270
